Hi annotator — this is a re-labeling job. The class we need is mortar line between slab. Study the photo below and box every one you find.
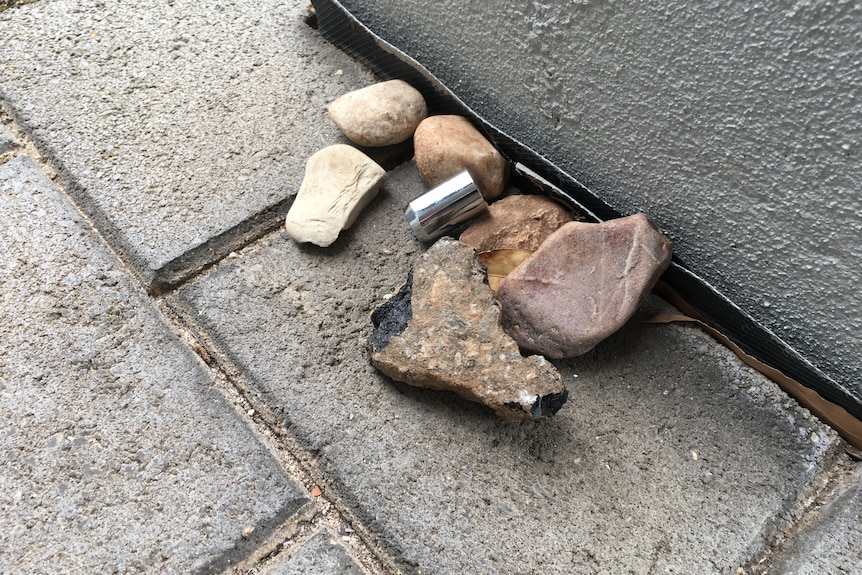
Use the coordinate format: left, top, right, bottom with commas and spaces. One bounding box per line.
1, 107, 399, 575
740, 455, 859, 575
159, 297, 405, 575
0, 99, 297, 299
0, 106, 156, 302
148, 195, 297, 297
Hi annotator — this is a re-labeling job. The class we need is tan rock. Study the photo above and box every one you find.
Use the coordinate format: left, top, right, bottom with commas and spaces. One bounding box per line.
369, 238, 568, 421
328, 80, 427, 147
413, 115, 510, 201
284, 144, 386, 247
460, 194, 574, 252
498, 214, 672, 358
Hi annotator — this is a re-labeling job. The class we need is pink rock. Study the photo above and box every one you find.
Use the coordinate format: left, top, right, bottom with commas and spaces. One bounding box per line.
497, 214, 672, 358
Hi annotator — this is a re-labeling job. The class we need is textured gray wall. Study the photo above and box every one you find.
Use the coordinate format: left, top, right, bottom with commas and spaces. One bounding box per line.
339, 0, 861, 394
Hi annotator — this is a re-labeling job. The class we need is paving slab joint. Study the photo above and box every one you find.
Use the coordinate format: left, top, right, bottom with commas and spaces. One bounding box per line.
738, 451, 856, 574
1, 106, 51, 174
194, 500, 318, 575
161, 296, 404, 575
0, 95, 295, 297
149, 196, 297, 296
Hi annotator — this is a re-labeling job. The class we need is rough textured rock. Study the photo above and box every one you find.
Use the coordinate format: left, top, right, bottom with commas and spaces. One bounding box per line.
460, 194, 574, 252
413, 115, 510, 201
328, 80, 427, 147
284, 144, 386, 247
498, 214, 672, 358
369, 238, 567, 421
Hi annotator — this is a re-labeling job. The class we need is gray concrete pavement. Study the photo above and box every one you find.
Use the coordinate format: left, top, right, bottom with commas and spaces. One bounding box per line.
0, 155, 310, 573
170, 162, 844, 575
0, 124, 17, 154
258, 529, 366, 575
2, 0, 861, 574
767, 465, 862, 575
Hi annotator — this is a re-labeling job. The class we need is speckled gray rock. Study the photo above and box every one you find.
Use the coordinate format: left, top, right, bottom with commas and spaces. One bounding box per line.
498, 214, 672, 358
369, 237, 568, 421
328, 79, 427, 147
284, 144, 386, 247
413, 115, 510, 201
460, 194, 574, 252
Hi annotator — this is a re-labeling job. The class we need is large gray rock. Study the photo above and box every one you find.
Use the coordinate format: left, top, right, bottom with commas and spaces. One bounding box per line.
369, 238, 568, 421
498, 214, 672, 358
413, 115, 510, 201
328, 79, 427, 147
284, 144, 386, 247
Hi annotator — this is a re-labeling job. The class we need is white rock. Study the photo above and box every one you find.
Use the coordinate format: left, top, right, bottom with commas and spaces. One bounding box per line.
284, 145, 386, 247
328, 80, 427, 147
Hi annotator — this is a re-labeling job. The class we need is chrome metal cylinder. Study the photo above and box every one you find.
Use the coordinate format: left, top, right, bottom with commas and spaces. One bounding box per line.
405, 170, 489, 241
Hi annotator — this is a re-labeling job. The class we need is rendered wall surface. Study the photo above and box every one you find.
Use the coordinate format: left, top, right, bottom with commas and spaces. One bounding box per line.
338, 0, 861, 395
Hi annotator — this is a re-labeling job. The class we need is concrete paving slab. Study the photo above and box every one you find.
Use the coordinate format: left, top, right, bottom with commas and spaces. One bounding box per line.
766, 464, 862, 575
0, 0, 377, 289
171, 162, 842, 575
0, 155, 309, 573
259, 529, 367, 575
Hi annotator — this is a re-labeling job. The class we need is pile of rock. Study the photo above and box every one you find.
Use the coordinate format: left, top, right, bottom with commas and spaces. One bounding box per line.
284, 78, 672, 421
284, 80, 427, 247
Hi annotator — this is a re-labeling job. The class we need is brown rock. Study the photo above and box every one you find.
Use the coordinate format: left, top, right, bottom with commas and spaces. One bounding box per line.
413, 115, 510, 201
328, 80, 427, 147
369, 238, 568, 421
460, 194, 574, 252
497, 214, 672, 358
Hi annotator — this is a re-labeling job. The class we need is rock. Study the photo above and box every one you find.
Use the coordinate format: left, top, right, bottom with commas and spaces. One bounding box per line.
497, 214, 672, 358
284, 145, 386, 247
413, 115, 510, 201
328, 80, 427, 147
369, 238, 568, 421
460, 194, 574, 252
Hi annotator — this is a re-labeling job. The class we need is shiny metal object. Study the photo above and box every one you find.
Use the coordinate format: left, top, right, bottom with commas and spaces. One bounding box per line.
405, 170, 489, 241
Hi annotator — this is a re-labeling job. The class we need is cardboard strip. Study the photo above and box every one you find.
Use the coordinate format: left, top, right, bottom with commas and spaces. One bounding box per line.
649, 283, 862, 449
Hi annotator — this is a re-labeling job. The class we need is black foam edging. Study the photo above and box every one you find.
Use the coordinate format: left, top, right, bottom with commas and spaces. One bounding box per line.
310, 0, 862, 421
